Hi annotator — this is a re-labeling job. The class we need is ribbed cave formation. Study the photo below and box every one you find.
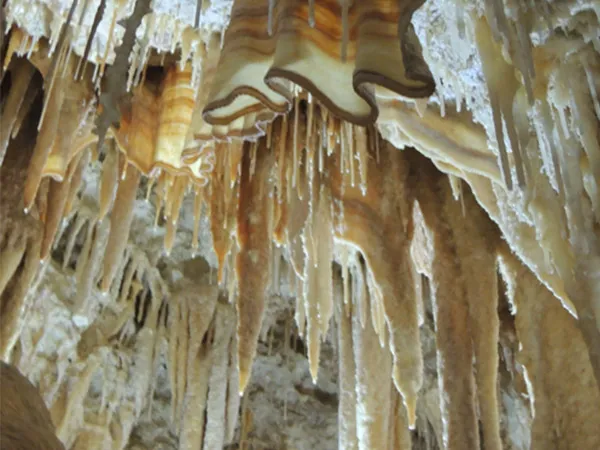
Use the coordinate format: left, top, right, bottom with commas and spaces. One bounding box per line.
202, 0, 434, 130
1, 0, 600, 449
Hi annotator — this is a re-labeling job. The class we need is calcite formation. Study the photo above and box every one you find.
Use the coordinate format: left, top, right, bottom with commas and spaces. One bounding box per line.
0, 361, 65, 450
0, 0, 599, 449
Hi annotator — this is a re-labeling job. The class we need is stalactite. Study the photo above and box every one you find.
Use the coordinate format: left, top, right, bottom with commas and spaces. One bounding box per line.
302, 150, 334, 381
414, 159, 480, 450
109, 246, 133, 304
168, 297, 180, 427
77, 0, 106, 80
352, 262, 393, 450
0, 59, 36, 165
334, 271, 358, 450
62, 212, 88, 270
63, 149, 88, 216
99, 140, 120, 220
203, 302, 235, 450
43, 0, 79, 117
211, 147, 231, 281
40, 176, 72, 259
332, 138, 422, 426
72, 215, 95, 283
0, 233, 42, 360
101, 163, 141, 292
0, 232, 27, 296
118, 256, 138, 305
475, 16, 527, 190
24, 75, 67, 210
192, 185, 205, 252
302, 218, 322, 382
74, 220, 110, 314
498, 247, 600, 449
163, 176, 187, 254
444, 176, 502, 450
224, 327, 241, 444
179, 338, 211, 450
175, 299, 190, 431
389, 389, 411, 450
235, 138, 275, 393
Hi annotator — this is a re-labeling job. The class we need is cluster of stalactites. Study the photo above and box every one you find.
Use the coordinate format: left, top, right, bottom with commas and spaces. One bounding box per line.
473, 9, 600, 203
3, 0, 437, 193
3, 3, 600, 449
2, 0, 212, 94
0, 61, 507, 447
13, 245, 243, 450
0, 104, 45, 362
467, 4, 600, 384
0, 135, 243, 449
1, 29, 219, 193
205, 103, 522, 450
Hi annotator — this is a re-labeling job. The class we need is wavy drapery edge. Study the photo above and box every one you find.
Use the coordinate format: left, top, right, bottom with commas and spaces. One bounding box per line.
202, 0, 435, 130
